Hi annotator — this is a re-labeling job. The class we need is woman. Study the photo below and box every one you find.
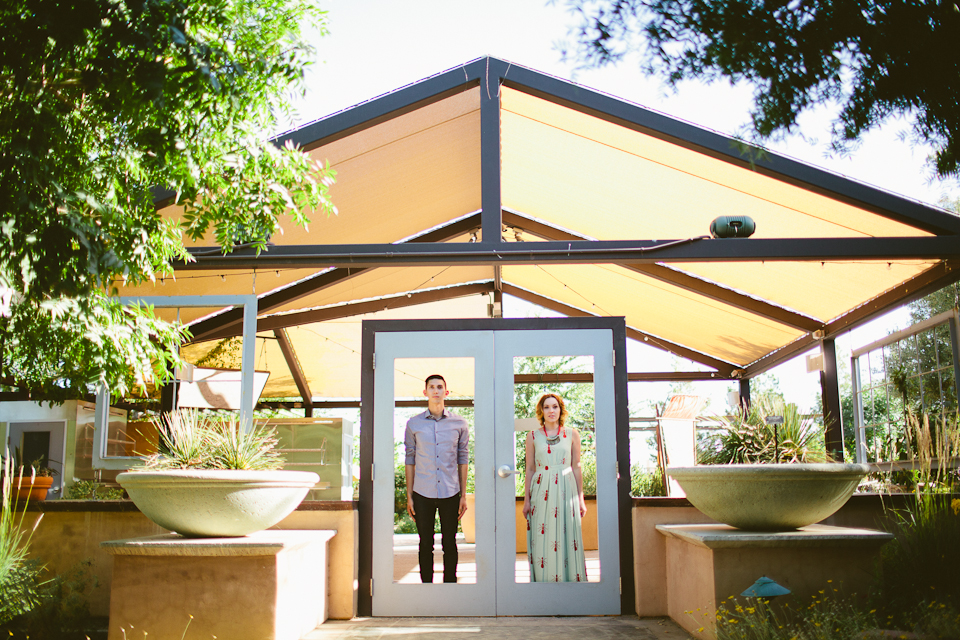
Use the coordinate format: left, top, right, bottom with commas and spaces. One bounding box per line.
521, 393, 588, 582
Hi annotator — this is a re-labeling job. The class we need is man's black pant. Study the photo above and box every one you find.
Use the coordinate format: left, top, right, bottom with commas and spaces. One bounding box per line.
412, 491, 459, 583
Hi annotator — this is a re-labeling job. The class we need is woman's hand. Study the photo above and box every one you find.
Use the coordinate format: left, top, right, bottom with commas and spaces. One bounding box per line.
522, 498, 532, 519
579, 497, 587, 518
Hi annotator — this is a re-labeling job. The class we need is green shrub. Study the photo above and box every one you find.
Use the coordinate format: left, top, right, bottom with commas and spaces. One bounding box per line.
710, 593, 877, 640
631, 465, 665, 497
65, 480, 124, 501
2, 560, 97, 639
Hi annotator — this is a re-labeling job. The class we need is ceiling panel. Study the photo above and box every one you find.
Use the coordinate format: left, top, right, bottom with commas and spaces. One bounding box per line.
670, 260, 938, 322
501, 87, 931, 242
503, 264, 804, 366
160, 88, 481, 248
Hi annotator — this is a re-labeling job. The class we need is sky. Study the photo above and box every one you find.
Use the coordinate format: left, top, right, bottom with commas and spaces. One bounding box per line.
289, 0, 958, 415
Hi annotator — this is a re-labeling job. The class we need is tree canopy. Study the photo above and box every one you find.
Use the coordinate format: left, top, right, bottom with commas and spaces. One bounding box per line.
0, 0, 336, 401
558, 0, 960, 178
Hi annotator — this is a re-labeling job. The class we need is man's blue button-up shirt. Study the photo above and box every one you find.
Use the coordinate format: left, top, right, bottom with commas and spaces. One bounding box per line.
404, 409, 469, 499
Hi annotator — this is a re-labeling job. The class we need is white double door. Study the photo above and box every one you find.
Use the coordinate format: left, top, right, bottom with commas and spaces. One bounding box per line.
371, 329, 620, 616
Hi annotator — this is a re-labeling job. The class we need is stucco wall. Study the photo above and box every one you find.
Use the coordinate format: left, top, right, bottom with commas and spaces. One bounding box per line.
19, 502, 359, 620
631, 493, 915, 617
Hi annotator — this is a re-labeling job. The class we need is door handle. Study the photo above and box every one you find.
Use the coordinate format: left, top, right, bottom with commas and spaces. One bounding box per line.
497, 465, 515, 478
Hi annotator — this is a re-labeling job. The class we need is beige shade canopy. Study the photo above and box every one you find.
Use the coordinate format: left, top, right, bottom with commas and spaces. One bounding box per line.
117, 58, 960, 402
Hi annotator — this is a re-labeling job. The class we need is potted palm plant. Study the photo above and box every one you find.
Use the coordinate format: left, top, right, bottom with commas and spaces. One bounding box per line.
117, 409, 318, 537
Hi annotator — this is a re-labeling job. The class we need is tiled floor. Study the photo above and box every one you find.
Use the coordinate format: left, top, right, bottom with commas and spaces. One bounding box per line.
393, 533, 601, 583
303, 616, 693, 640
344, 534, 693, 640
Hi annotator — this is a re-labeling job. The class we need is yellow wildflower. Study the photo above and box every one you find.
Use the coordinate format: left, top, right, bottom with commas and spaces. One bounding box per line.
952, 498, 960, 515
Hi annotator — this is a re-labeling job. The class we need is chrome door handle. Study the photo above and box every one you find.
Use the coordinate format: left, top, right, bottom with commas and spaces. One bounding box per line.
497, 465, 515, 478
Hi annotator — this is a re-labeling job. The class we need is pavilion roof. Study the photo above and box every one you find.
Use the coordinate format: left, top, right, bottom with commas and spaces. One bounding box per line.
118, 57, 960, 400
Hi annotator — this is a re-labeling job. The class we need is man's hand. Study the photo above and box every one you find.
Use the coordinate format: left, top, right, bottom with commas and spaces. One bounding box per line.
458, 495, 468, 520
407, 496, 416, 518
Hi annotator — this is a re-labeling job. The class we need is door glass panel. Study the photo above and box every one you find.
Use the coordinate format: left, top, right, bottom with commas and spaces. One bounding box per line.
512, 355, 600, 584
392, 357, 477, 585
19, 431, 51, 469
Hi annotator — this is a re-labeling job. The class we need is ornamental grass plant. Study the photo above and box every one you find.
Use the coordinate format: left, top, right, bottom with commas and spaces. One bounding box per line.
0, 451, 44, 625
872, 413, 960, 627
139, 409, 285, 471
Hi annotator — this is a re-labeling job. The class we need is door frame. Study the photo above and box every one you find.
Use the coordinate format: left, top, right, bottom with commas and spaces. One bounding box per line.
358, 317, 634, 616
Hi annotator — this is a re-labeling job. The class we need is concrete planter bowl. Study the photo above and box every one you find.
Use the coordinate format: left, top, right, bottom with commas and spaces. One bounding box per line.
117, 469, 319, 538
667, 463, 871, 531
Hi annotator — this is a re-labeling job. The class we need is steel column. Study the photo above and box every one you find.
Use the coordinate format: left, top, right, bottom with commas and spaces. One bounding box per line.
820, 338, 844, 459
480, 60, 503, 245
950, 309, 960, 413
739, 378, 751, 408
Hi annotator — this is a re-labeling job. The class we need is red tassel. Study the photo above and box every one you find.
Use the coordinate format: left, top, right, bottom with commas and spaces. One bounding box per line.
573, 540, 578, 551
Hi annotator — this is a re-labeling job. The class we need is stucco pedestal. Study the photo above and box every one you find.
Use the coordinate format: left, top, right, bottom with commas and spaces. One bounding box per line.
102, 530, 335, 640
656, 524, 893, 640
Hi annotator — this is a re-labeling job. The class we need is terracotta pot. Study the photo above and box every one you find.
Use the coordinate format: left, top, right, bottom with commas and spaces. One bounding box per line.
117, 469, 319, 537
12, 476, 54, 501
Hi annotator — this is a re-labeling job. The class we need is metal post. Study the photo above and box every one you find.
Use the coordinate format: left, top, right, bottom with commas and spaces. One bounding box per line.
949, 309, 960, 412
240, 295, 258, 433
479, 60, 502, 245
820, 338, 844, 460
850, 355, 867, 463
739, 378, 751, 409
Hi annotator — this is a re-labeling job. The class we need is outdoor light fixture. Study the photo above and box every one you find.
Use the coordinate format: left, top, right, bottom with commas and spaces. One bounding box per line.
710, 215, 756, 238
741, 576, 791, 599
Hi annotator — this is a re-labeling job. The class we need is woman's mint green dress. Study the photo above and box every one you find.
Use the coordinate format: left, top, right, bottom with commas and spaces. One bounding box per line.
526, 428, 587, 582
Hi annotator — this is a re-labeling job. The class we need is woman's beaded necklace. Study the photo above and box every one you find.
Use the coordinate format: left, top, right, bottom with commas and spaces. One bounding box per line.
542, 424, 564, 453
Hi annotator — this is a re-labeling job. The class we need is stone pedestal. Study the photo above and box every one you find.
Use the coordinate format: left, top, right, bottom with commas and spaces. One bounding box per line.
102, 530, 335, 640
656, 524, 892, 640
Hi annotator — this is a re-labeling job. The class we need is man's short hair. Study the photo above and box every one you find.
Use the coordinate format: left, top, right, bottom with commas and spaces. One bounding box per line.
424, 374, 446, 388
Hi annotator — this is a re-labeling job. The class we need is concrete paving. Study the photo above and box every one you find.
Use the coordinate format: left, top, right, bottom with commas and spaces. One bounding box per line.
303, 616, 693, 640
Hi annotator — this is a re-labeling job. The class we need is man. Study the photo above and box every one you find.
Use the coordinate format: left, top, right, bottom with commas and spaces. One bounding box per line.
404, 374, 469, 583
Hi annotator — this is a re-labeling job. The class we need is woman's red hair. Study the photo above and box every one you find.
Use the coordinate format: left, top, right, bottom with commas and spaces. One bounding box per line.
535, 393, 568, 428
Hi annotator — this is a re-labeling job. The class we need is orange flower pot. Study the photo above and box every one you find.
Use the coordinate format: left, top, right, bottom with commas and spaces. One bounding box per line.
12, 476, 54, 501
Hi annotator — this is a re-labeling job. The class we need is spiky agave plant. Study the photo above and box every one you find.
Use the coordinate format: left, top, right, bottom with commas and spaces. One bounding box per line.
140, 409, 284, 471
698, 394, 830, 464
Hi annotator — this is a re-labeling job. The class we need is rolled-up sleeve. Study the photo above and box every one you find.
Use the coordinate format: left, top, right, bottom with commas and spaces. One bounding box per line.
457, 424, 469, 464
404, 425, 416, 465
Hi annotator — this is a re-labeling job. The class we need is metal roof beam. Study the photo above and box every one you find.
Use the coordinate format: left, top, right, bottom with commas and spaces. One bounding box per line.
200, 282, 495, 341
742, 260, 960, 377
274, 328, 313, 410
180, 236, 960, 270
184, 212, 483, 343
503, 209, 823, 332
